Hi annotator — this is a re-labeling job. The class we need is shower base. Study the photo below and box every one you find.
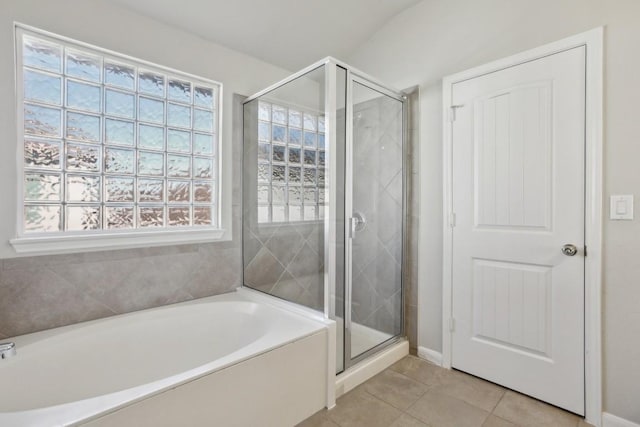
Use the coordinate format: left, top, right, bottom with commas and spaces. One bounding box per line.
336, 318, 394, 359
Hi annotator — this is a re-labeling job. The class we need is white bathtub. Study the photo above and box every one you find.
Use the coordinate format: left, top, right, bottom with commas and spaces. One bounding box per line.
0, 289, 335, 426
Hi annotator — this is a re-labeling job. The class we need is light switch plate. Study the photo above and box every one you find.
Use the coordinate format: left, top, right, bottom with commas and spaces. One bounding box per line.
610, 194, 634, 220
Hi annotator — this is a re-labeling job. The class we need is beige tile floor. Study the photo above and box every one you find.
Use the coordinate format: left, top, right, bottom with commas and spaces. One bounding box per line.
298, 356, 594, 427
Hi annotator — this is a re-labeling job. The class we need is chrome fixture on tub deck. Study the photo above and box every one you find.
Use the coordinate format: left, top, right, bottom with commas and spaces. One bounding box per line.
0, 342, 16, 359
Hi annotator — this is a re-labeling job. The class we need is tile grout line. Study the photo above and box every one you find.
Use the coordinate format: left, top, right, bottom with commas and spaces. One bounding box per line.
362, 383, 429, 414
396, 361, 503, 420
368, 391, 406, 427
402, 386, 434, 422
489, 388, 508, 414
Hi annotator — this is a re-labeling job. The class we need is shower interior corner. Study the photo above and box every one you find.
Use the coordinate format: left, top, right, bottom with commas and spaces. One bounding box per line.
242, 59, 406, 375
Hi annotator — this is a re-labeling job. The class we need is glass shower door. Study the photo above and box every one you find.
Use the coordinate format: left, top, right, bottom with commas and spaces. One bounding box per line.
347, 78, 404, 363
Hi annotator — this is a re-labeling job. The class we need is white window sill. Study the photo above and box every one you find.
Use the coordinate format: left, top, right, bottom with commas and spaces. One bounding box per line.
10, 228, 227, 256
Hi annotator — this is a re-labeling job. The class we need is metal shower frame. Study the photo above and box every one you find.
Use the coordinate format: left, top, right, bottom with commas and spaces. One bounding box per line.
243, 57, 408, 372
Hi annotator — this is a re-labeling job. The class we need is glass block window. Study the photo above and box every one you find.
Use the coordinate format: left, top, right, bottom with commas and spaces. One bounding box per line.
17, 30, 221, 234
257, 101, 326, 223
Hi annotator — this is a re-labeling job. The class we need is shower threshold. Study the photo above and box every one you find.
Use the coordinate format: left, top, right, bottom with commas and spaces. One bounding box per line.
336, 318, 394, 360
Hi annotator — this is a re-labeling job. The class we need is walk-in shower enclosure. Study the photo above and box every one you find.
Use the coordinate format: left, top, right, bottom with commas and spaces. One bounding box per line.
243, 58, 405, 373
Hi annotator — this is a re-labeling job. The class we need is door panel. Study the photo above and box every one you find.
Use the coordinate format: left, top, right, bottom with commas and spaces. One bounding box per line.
472, 259, 551, 356
451, 46, 586, 414
475, 82, 552, 230
347, 79, 404, 362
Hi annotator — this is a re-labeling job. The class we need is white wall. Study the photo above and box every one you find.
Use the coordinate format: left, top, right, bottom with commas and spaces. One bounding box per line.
347, 0, 640, 422
0, 0, 292, 258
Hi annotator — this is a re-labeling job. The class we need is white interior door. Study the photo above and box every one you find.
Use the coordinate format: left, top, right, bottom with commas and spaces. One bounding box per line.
450, 46, 586, 414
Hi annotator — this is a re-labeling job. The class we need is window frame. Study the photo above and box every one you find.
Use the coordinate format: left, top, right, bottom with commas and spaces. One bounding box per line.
11, 24, 226, 255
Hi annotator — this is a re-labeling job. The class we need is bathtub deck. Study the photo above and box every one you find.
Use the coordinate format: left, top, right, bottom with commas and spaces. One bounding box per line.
0, 290, 333, 427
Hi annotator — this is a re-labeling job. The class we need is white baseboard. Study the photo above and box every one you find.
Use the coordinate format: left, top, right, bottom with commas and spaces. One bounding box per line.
335, 340, 409, 399
417, 346, 443, 366
603, 413, 640, 427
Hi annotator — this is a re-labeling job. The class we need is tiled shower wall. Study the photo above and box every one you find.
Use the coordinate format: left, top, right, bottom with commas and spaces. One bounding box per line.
350, 95, 404, 336
243, 221, 325, 311
0, 96, 246, 339
349, 88, 419, 353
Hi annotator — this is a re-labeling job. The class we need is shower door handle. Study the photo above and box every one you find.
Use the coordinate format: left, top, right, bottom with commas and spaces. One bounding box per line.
349, 213, 366, 238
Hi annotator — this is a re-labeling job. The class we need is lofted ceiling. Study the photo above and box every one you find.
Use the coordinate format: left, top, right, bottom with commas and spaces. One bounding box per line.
106, 0, 421, 71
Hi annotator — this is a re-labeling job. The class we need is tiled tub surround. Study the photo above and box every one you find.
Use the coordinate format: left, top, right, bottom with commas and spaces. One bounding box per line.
0, 241, 240, 338
0, 290, 332, 426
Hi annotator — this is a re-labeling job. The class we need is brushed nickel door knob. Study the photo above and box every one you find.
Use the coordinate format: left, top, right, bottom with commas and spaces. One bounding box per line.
561, 244, 578, 256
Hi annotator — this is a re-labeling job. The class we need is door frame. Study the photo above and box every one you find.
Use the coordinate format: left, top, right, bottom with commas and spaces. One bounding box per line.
441, 28, 603, 425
